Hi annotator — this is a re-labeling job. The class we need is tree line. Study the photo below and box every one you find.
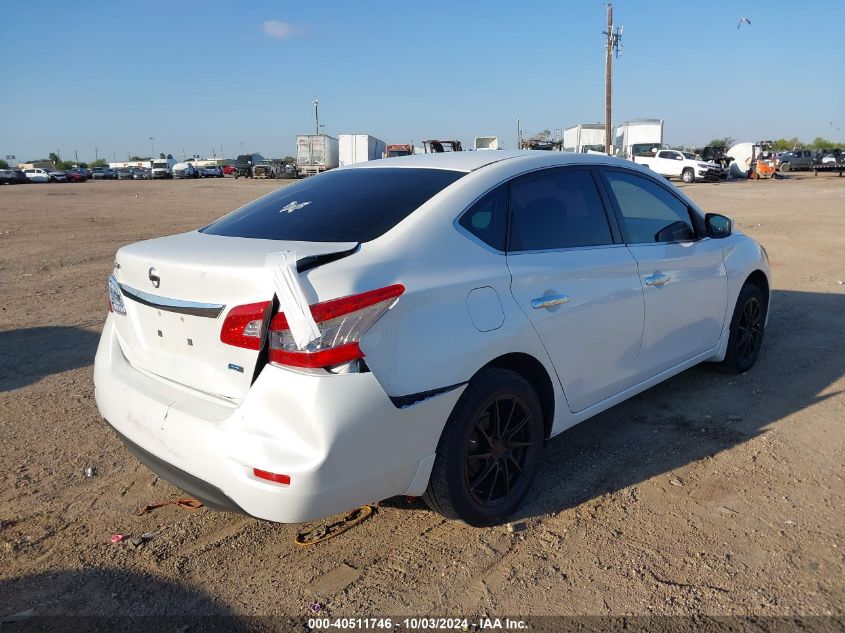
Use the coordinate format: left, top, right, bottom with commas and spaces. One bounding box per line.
707, 137, 844, 151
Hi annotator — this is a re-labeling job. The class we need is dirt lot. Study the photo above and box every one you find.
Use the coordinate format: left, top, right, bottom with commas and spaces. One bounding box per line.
1, 175, 843, 624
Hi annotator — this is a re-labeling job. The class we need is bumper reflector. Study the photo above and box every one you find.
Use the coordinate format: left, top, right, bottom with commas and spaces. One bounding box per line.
253, 468, 291, 486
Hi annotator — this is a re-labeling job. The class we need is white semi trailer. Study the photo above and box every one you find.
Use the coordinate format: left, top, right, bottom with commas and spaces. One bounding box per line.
338, 134, 387, 166
296, 134, 339, 177
563, 124, 606, 154
613, 119, 664, 159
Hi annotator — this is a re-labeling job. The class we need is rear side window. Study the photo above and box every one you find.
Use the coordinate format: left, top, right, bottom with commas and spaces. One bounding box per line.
509, 168, 614, 251
458, 184, 508, 251
201, 167, 465, 243
603, 170, 696, 244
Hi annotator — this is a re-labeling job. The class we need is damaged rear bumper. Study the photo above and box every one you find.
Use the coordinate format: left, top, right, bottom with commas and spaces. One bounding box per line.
94, 315, 464, 523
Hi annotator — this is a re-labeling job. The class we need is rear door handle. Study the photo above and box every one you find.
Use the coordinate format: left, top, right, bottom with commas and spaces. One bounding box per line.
644, 274, 671, 287
531, 294, 570, 309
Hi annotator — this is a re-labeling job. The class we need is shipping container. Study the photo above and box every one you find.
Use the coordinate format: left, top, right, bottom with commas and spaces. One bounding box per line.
338, 134, 387, 166
296, 134, 339, 177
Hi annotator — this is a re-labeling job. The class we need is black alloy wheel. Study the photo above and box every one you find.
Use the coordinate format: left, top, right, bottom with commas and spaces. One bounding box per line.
465, 395, 534, 507
721, 282, 766, 373
424, 367, 544, 526
735, 295, 763, 365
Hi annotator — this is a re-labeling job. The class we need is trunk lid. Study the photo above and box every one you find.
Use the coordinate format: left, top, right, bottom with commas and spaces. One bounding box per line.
112, 230, 356, 401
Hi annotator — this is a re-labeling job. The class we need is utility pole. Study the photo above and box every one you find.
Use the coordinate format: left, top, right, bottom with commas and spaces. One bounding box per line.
603, 3, 622, 155
313, 98, 319, 135
149, 137, 155, 158
516, 117, 521, 150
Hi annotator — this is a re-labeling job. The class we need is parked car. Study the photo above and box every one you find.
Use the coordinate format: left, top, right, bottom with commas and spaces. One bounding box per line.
66, 169, 89, 183
70, 167, 92, 180
23, 168, 51, 183
116, 168, 136, 180
233, 153, 263, 178
776, 150, 814, 172
91, 167, 117, 180
48, 170, 69, 183
200, 165, 224, 178
817, 149, 844, 164
133, 168, 152, 180
633, 149, 722, 182
95, 151, 770, 527
222, 164, 236, 176
0, 169, 28, 185
172, 162, 200, 179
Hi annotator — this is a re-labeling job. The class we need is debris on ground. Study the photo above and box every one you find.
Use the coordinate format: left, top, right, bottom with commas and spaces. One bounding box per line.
110, 534, 129, 544
310, 602, 323, 613
129, 533, 156, 549
0, 608, 35, 624
507, 521, 528, 533
670, 478, 684, 487
295, 506, 375, 546
0, 519, 17, 531
137, 498, 203, 515
84, 466, 96, 478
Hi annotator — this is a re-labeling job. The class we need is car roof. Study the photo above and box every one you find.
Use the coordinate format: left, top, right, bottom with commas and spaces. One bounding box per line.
345, 149, 634, 173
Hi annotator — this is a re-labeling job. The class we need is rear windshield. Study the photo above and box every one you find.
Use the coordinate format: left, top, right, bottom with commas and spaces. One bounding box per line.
200, 167, 465, 242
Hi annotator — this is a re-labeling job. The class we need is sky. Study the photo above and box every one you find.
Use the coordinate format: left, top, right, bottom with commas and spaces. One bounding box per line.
2, 0, 843, 163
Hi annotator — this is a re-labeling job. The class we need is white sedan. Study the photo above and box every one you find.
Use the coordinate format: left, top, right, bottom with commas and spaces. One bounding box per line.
95, 151, 770, 526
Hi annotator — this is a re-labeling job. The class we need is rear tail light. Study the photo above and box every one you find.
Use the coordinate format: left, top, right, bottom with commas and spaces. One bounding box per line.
108, 274, 126, 315
220, 301, 271, 350
269, 284, 404, 368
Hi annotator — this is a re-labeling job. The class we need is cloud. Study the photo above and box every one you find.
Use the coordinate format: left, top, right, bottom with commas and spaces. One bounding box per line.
262, 20, 301, 39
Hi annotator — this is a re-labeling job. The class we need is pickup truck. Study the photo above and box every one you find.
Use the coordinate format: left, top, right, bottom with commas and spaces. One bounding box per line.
633, 149, 722, 183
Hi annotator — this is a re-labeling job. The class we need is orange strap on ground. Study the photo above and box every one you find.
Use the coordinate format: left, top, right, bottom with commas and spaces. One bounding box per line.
295, 505, 375, 546
137, 498, 204, 515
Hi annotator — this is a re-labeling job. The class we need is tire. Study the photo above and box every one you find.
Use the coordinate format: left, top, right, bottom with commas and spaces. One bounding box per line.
682, 168, 695, 183
779, 162, 791, 173
720, 282, 767, 373
423, 367, 545, 526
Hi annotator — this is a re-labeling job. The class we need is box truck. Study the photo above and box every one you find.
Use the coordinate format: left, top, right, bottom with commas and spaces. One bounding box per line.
338, 134, 387, 166
613, 119, 664, 159
296, 134, 339, 177
563, 124, 607, 154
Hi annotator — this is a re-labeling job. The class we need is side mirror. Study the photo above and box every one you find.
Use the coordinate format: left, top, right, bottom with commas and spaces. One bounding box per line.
705, 213, 732, 239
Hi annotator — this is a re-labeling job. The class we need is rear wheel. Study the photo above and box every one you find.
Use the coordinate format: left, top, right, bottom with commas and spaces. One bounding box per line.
779, 162, 791, 173
682, 168, 695, 183
423, 368, 544, 526
721, 282, 766, 373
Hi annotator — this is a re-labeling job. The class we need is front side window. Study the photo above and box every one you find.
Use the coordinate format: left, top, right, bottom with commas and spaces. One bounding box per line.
603, 170, 696, 244
458, 184, 507, 251
508, 168, 613, 252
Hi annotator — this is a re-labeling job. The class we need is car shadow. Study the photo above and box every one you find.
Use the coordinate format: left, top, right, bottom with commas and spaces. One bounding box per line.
0, 325, 101, 392
508, 288, 845, 521
0, 568, 260, 631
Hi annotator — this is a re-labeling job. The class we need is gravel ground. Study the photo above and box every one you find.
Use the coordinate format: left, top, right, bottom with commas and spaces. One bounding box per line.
0, 174, 843, 623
